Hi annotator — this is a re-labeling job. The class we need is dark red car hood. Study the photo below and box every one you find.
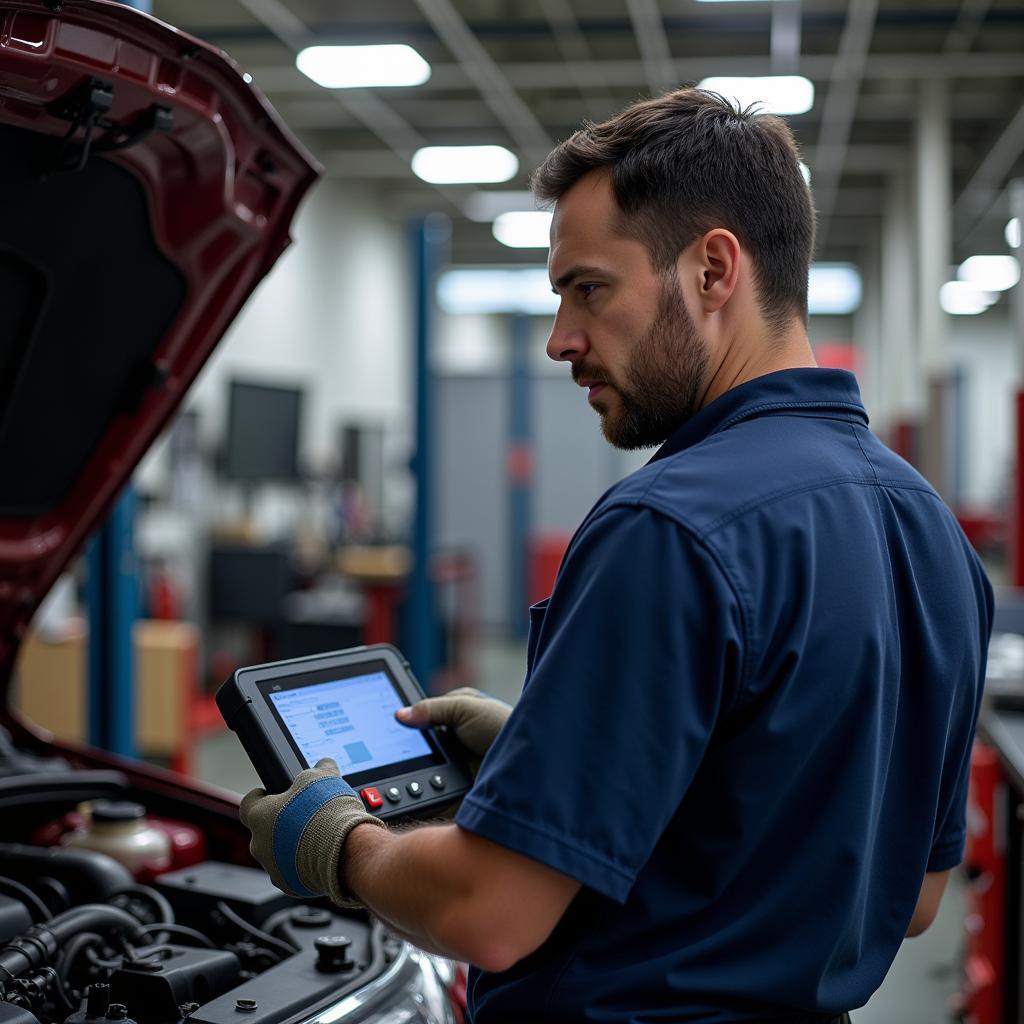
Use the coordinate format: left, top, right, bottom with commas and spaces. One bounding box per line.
0, 0, 321, 698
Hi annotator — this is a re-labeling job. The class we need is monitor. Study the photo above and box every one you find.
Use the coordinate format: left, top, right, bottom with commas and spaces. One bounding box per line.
224, 380, 302, 482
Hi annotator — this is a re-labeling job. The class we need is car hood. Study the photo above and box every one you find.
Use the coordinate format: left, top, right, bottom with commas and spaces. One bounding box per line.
0, 0, 321, 696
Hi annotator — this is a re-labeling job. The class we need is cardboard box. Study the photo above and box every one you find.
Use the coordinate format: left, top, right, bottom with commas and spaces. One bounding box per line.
13, 621, 200, 757
13, 623, 87, 744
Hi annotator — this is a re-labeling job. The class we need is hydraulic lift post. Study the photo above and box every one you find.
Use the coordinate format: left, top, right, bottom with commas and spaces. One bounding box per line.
86, 0, 151, 757
86, 486, 139, 758
507, 313, 533, 640
407, 215, 448, 689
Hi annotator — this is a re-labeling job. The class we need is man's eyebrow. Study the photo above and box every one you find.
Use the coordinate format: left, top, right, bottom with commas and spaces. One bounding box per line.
550, 265, 605, 294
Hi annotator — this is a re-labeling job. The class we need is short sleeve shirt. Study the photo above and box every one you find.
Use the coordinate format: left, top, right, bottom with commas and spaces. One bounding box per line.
454, 368, 993, 1024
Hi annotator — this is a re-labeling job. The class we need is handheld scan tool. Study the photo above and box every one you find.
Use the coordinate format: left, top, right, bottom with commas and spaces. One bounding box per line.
217, 644, 473, 821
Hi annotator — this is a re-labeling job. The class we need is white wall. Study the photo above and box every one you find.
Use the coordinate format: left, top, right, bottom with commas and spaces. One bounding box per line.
187, 179, 411, 470
135, 178, 415, 559
949, 303, 1018, 508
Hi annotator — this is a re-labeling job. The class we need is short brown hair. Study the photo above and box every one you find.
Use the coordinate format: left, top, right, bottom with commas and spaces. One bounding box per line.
532, 88, 816, 334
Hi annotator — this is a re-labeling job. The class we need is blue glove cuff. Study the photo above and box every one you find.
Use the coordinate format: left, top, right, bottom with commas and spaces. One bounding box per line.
273, 775, 356, 897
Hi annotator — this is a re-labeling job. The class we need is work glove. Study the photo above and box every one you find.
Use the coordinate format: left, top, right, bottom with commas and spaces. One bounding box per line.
239, 757, 385, 908
396, 686, 512, 777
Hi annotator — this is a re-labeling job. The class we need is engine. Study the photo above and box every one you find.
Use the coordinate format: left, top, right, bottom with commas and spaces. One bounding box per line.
0, 847, 458, 1024
0, 736, 457, 1024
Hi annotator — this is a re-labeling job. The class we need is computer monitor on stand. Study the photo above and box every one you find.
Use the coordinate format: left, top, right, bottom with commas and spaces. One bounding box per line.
224, 380, 304, 520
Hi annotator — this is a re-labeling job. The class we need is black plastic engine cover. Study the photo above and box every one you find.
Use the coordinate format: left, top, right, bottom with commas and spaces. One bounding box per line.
190, 913, 378, 1024
110, 945, 241, 1024
154, 863, 293, 928
188, 945, 373, 1024
0, 893, 32, 942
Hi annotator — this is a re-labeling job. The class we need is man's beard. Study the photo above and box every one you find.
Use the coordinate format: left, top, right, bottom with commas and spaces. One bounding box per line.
576, 277, 710, 450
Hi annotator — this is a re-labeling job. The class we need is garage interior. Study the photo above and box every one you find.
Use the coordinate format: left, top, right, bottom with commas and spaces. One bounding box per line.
3, 1, 1024, 1022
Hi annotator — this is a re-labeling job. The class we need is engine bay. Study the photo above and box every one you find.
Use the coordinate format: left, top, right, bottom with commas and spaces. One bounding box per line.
0, 730, 457, 1024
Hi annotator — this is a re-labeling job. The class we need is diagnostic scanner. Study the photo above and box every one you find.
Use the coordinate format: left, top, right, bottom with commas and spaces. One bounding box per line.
216, 644, 473, 821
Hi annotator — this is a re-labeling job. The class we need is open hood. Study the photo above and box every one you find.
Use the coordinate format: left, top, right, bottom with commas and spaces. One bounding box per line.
0, 0, 321, 693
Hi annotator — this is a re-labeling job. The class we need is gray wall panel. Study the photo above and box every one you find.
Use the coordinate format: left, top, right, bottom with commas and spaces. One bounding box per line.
533, 375, 622, 533
436, 371, 648, 631
435, 376, 509, 628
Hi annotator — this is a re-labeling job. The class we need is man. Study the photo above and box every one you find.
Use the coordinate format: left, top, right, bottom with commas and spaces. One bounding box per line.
241, 88, 993, 1023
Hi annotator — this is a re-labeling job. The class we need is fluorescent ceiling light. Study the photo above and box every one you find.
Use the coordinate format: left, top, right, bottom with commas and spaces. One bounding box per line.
437, 267, 558, 315
939, 281, 996, 315
957, 254, 1021, 292
296, 45, 430, 89
412, 146, 519, 184
463, 190, 538, 222
799, 162, 811, 185
808, 263, 861, 315
441, 262, 862, 317
493, 211, 553, 248
697, 75, 814, 115
1005, 217, 1021, 250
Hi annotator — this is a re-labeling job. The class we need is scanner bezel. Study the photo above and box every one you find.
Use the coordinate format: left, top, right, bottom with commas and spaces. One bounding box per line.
217, 644, 473, 820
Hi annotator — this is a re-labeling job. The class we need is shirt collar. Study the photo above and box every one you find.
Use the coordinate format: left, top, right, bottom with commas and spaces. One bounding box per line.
649, 367, 869, 464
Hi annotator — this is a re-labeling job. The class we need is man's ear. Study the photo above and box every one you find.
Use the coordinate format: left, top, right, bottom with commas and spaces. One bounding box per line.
683, 229, 741, 315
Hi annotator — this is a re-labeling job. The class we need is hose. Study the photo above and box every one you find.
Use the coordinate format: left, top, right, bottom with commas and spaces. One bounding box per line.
0, 876, 51, 923
261, 907, 297, 938
0, 844, 132, 903
49, 906, 146, 946
215, 902, 297, 960
109, 884, 174, 926
136, 923, 215, 950
0, 904, 145, 988
54, 931, 103, 1013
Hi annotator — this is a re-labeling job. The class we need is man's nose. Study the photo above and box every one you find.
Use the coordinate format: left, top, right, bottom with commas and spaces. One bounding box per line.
545, 312, 589, 363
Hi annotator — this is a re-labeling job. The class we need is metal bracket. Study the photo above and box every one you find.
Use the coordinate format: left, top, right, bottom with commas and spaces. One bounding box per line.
95, 103, 174, 154
46, 77, 114, 174
45, 78, 174, 174
47, 76, 114, 126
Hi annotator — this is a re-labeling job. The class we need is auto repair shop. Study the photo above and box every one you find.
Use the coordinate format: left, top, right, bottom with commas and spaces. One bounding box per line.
0, 0, 1023, 1022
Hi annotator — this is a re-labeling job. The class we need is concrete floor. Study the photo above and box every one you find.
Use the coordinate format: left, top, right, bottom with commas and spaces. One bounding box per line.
198, 635, 966, 1020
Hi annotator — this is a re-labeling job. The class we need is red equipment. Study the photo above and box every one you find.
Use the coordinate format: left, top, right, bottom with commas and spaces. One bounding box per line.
953, 742, 1007, 1024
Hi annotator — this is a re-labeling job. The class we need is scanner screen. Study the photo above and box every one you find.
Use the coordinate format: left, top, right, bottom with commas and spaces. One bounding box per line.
268, 671, 431, 774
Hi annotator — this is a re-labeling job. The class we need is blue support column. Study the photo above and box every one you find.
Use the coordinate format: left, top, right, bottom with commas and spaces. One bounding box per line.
86, 0, 147, 757
87, 486, 138, 757
407, 215, 449, 690
508, 314, 533, 640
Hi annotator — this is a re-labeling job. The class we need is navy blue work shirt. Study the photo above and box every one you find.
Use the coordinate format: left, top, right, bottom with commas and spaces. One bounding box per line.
454, 368, 993, 1023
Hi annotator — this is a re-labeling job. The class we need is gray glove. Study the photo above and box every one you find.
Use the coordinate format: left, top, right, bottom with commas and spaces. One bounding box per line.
396, 686, 512, 777
239, 757, 385, 908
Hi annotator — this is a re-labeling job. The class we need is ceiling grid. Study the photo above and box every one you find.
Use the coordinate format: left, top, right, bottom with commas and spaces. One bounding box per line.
156, 0, 1024, 264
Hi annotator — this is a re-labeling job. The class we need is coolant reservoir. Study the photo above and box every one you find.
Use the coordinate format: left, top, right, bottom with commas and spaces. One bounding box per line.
62, 800, 172, 877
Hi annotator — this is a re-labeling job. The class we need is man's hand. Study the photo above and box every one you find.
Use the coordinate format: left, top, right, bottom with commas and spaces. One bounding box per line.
239, 757, 385, 906
396, 687, 512, 775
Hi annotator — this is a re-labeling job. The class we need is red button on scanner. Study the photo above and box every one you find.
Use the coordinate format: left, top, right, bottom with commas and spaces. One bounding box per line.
360, 787, 384, 810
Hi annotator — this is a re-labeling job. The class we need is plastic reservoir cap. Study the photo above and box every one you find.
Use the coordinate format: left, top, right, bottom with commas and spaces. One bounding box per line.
91, 801, 146, 824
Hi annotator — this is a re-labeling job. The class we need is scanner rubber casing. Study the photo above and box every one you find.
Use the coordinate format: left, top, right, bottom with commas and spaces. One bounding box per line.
216, 644, 473, 821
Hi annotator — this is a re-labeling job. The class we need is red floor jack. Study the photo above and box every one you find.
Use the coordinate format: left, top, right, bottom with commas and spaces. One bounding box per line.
952, 742, 1007, 1023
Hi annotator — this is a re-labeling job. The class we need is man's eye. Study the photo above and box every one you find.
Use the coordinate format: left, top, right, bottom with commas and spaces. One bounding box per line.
578, 283, 600, 300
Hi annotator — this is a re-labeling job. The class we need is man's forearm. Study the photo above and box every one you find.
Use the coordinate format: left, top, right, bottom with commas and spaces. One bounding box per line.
238, 758, 571, 968
341, 821, 510, 969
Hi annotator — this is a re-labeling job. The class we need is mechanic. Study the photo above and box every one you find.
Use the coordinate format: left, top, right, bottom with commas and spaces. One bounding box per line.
240, 87, 993, 1023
